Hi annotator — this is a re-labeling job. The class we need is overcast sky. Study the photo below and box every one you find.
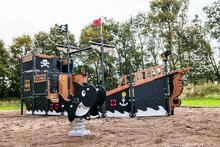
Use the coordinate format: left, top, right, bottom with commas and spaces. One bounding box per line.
0, 0, 216, 46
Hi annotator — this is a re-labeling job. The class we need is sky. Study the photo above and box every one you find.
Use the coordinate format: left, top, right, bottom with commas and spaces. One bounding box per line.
0, 0, 216, 46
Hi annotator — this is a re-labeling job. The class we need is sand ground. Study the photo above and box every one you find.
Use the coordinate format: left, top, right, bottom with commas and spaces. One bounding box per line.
0, 107, 219, 147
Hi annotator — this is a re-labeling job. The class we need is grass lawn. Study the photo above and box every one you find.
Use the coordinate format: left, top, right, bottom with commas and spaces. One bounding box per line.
0, 98, 20, 110
0, 106, 20, 110
1, 97, 220, 110
181, 98, 220, 107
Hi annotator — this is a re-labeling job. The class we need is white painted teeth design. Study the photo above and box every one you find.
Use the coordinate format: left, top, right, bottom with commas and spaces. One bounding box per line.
26, 110, 67, 115
75, 102, 90, 116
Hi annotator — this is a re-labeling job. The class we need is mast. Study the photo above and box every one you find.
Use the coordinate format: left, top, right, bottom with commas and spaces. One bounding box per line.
100, 18, 106, 116
66, 24, 71, 98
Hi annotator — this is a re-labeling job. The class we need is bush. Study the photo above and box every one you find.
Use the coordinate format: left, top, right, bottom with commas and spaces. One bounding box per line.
0, 97, 20, 108
181, 83, 220, 99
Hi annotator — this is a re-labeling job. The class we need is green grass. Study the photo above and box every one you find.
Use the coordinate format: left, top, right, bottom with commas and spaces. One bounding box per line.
0, 97, 20, 110
181, 98, 220, 107
180, 83, 220, 107
0, 106, 21, 110
1, 95, 220, 110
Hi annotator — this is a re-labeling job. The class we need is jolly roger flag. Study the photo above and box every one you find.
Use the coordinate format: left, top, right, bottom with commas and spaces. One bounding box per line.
93, 18, 101, 27
59, 24, 68, 33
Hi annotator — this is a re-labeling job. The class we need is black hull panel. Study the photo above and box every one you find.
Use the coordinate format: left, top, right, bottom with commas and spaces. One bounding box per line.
105, 76, 170, 117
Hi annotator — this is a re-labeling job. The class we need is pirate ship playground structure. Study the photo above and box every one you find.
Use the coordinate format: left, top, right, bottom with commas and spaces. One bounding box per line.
19, 45, 191, 121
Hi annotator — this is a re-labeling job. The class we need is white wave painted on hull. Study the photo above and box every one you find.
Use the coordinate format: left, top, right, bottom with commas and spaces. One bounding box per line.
105, 106, 167, 117
25, 106, 167, 117
136, 106, 167, 116
106, 110, 130, 117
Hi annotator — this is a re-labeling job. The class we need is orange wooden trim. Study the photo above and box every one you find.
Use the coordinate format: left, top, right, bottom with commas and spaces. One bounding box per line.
143, 69, 149, 79
134, 65, 164, 86
134, 70, 143, 83
108, 66, 190, 98
58, 74, 69, 100
22, 54, 32, 63
170, 67, 192, 75
35, 54, 55, 59
134, 72, 138, 82
48, 93, 59, 103
34, 74, 46, 83
22, 53, 57, 63
118, 75, 128, 87
170, 73, 184, 109
107, 85, 129, 96
70, 75, 74, 96
16, 54, 21, 60
58, 74, 75, 100
134, 75, 165, 86
48, 80, 50, 98
149, 67, 153, 76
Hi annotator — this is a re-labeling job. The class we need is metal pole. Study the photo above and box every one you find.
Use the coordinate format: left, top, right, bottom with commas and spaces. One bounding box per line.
20, 47, 26, 115
20, 55, 23, 115
45, 72, 48, 115
32, 51, 35, 115
164, 56, 170, 116
67, 24, 70, 98
100, 19, 106, 117
72, 55, 74, 74
129, 69, 135, 117
101, 22, 104, 87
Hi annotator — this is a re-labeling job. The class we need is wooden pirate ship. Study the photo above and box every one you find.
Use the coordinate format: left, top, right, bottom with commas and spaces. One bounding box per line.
19, 44, 191, 122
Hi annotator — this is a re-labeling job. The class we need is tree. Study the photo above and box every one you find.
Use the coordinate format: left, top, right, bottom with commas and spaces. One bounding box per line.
203, 0, 220, 42
146, 0, 218, 83
117, 20, 142, 74
131, 13, 151, 68
173, 0, 189, 69
9, 35, 33, 96
0, 40, 10, 98
148, 0, 182, 70
34, 24, 77, 56
33, 31, 50, 52
10, 35, 32, 57
79, 18, 117, 90
179, 15, 216, 83
8, 24, 77, 97
203, 0, 220, 82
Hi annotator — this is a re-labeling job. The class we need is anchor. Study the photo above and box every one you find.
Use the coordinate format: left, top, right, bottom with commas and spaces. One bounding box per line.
119, 97, 128, 107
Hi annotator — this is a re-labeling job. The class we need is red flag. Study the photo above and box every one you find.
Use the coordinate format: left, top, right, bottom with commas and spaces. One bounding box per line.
93, 18, 101, 27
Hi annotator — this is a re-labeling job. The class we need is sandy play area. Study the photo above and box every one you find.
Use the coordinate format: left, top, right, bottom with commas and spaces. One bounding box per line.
0, 107, 219, 147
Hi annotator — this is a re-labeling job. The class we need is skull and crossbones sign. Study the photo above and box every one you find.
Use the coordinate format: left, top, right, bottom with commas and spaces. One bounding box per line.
40, 59, 50, 68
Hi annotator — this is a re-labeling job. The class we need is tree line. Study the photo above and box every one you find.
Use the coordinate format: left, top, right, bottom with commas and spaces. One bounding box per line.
0, 0, 219, 98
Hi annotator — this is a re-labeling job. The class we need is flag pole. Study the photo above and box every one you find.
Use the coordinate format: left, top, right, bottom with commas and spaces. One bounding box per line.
100, 18, 106, 117
67, 24, 71, 98
101, 19, 104, 87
